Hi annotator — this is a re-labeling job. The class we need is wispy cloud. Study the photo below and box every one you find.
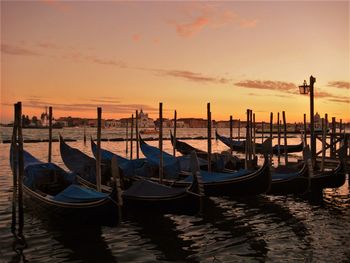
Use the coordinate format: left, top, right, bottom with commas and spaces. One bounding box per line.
132, 34, 142, 43
328, 98, 350, 104
176, 16, 210, 38
89, 98, 121, 104
156, 69, 230, 84
37, 41, 62, 50
171, 4, 258, 38
235, 80, 298, 94
328, 81, 350, 89
4, 97, 158, 114
1, 43, 41, 56
62, 51, 127, 68
39, 0, 73, 13
314, 91, 349, 103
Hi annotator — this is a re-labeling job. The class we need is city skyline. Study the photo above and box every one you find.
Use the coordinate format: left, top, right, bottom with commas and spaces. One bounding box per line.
1, 1, 349, 123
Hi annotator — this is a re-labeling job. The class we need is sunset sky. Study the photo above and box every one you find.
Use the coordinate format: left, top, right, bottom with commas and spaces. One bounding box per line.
1, 1, 349, 123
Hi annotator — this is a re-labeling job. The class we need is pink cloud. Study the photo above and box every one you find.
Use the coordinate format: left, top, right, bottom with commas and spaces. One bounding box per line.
1, 43, 40, 56
176, 16, 210, 38
158, 69, 230, 84
328, 81, 350, 89
235, 80, 298, 93
39, 0, 72, 13
4, 97, 158, 114
132, 34, 142, 43
172, 4, 258, 38
37, 41, 61, 49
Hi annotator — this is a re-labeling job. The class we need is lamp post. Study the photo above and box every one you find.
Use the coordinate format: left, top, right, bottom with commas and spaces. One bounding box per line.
299, 75, 316, 167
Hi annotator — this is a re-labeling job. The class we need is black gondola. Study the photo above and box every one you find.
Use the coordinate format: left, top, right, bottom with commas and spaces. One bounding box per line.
215, 130, 304, 154
310, 145, 347, 190
140, 137, 272, 197
170, 131, 243, 171
60, 137, 202, 214
268, 162, 310, 195
10, 143, 119, 225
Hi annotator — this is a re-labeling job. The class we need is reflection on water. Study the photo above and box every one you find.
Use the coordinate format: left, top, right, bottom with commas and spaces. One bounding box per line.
0, 127, 349, 262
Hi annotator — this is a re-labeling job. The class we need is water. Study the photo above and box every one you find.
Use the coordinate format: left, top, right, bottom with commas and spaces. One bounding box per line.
0, 127, 349, 262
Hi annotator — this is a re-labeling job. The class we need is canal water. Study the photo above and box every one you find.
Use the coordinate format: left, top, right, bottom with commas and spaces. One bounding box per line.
0, 127, 349, 262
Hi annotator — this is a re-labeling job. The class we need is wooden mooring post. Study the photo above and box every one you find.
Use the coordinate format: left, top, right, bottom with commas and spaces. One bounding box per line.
11, 103, 18, 234
331, 117, 336, 157
252, 112, 256, 159
159, 103, 164, 183
130, 114, 134, 160
173, 110, 177, 156
282, 111, 288, 165
125, 120, 128, 156
48, 106, 52, 163
230, 115, 233, 154
238, 119, 241, 141
16, 102, 24, 237
261, 121, 265, 144
136, 110, 139, 159
277, 112, 281, 164
83, 124, 87, 145
303, 114, 307, 146
96, 107, 102, 192
269, 112, 273, 164
207, 103, 212, 172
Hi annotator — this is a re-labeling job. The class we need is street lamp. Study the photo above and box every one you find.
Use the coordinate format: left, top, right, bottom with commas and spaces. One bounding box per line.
299, 75, 316, 167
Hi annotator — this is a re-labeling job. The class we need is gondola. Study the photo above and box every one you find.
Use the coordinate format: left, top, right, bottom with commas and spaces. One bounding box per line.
90, 137, 149, 178
215, 130, 304, 154
10, 143, 119, 225
170, 131, 243, 171
268, 161, 310, 195
60, 136, 202, 214
140, 137, 272, 196
309, 145, 347, 190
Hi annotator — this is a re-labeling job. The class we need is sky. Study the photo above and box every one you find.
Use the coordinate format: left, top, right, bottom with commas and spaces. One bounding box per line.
1, 0, 349, 123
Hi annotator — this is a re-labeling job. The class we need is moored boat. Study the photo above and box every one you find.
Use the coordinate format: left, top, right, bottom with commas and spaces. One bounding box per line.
10, 143, 119, 225
140, 137, 272, 196
60, 136, 203, 215
215, 130, 303, 154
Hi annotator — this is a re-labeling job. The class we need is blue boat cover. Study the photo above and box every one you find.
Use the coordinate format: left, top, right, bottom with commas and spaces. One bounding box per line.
24, 163, 76, 189
182, 169, 254, 183
53, 184, 109, 203
123, 179, 186, 198
272, 172, 299, 181
91, 140, 147, 177
177, 155, 208, 172
217, 133, 244, 148
10, 143, 44, 169
140, 141, 180, 178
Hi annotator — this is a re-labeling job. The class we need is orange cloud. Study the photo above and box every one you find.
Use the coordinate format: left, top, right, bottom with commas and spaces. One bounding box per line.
37, 41, 61, 50
132, 34, 142, 43
157, 69, 230, 84
1, 43, 40, 56
176, 16, 209, 38
235, 80, 298, 93
328, 81, 350, 89
39, 0, 72, 13
172, 4, 258, 38
3, 97, 158, 115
